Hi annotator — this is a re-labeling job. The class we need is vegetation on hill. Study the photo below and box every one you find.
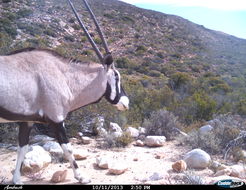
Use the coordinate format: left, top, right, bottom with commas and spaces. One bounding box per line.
0, 0, 246, 143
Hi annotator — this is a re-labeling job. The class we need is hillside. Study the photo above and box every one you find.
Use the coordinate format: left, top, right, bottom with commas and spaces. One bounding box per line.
0, 0, 246, 136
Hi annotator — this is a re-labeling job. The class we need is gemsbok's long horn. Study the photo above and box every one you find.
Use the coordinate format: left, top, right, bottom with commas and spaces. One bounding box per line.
67, 0, 104, 63
82, 0, 110, 54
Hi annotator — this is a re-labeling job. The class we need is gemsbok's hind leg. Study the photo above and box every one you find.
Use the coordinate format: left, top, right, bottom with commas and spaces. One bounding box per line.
52, 121, 91, 184
13, 122, 33, 184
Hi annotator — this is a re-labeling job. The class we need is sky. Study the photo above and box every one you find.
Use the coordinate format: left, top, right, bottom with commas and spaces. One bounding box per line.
120, 0, 246, 39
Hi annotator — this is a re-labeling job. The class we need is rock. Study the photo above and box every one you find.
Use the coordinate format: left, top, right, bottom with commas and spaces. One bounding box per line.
111, 131, 123, 138
109, 122, 122, 133
138, 127, 146, 135
29, 135, 55, 145
81, 137, 92, 144
155, 152, 165, 159
145, 136, 166, 147
172, 160, 187, 172
230, 165, 245, 178
126, 127, 139, 138
209, 161, 228, 173
77, 132, 83, 138
138, 135, 146, 141
183, 149, 211, 169
108, 164, 128, 175
199, 125, 213, 134
149, 172, 164, 181
96, 157, 111, 169
50, 170, 67, 183
42, 141, 64, 162
43, 141, 63, 154
97, 127, 108, 137
135, 140, 144, 147
22, 146, 51, 173
73, 149, 88, 160
214, 168, 232, 177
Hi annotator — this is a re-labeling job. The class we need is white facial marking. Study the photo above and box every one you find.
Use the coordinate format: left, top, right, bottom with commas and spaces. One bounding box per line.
115, 96, 129, 111
107, 70, 117, 100
57, 115, 64, 123
115, 70, 121, 93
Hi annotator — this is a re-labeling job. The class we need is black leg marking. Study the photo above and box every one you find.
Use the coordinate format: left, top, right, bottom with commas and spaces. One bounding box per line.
51, 122, 69, 144
73, 160, 79, 169
18, 122, 32, 147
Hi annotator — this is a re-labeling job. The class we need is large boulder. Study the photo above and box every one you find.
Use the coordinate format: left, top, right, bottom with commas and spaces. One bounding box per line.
183, 149, 211, 169
42, 141, 64, 162
144, 136, 166, 147
29, 135, 55, 146
22, 145, 51, 173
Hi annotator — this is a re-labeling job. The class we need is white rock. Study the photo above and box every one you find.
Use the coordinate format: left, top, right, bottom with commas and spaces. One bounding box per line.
73, 149, 89, 160
149, 172, 164, 181
138, 127, 146, 135
108, 164, 127, 175
29, 135, 55, 145
22, 145, 51, 173
96, 156, 111, 169
126, 127, 139, 138
81, 137, 92, 144
109, 122, 122, 133
97, 127, 108, 137
230, 165, 246, 178
135, 140, 145, 147
184, 149, 211, 169
111, 131, 123, 138
145, 136, 166, 147
199, 125, 213, 134
43, 141, 63, 154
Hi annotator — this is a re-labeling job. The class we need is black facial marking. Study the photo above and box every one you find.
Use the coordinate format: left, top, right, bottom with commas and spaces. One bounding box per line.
104, 71, 127, 105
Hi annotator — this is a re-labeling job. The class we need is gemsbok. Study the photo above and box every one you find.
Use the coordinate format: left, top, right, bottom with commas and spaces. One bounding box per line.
0, 0, 129, 184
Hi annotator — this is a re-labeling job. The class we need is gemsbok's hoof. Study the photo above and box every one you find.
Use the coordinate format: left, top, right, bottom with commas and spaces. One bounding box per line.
75, 174, 91, 184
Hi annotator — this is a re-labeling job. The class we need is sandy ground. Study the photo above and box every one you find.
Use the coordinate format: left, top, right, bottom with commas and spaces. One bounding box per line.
0, 138, 243, 185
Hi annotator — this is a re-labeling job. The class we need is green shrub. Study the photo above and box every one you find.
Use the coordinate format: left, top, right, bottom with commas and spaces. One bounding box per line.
64, 35, 75, 42
16, 8, 33, 18
43, 28, 57, 37
169, 72, 192, 90
135, 45, 147, 55
177, 114, 244, 154
102, 132, 133, 148
143, 109, 182, 140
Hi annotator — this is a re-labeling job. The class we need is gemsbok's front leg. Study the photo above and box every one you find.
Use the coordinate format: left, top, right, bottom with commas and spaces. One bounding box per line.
52, 121, 91, 184
13, 122, 32, 184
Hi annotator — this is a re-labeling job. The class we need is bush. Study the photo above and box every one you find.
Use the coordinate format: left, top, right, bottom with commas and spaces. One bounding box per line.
102, 132, 133, 148
177, 114, 245, 154
142, 109, 182, 140
16, 8, 33, 18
